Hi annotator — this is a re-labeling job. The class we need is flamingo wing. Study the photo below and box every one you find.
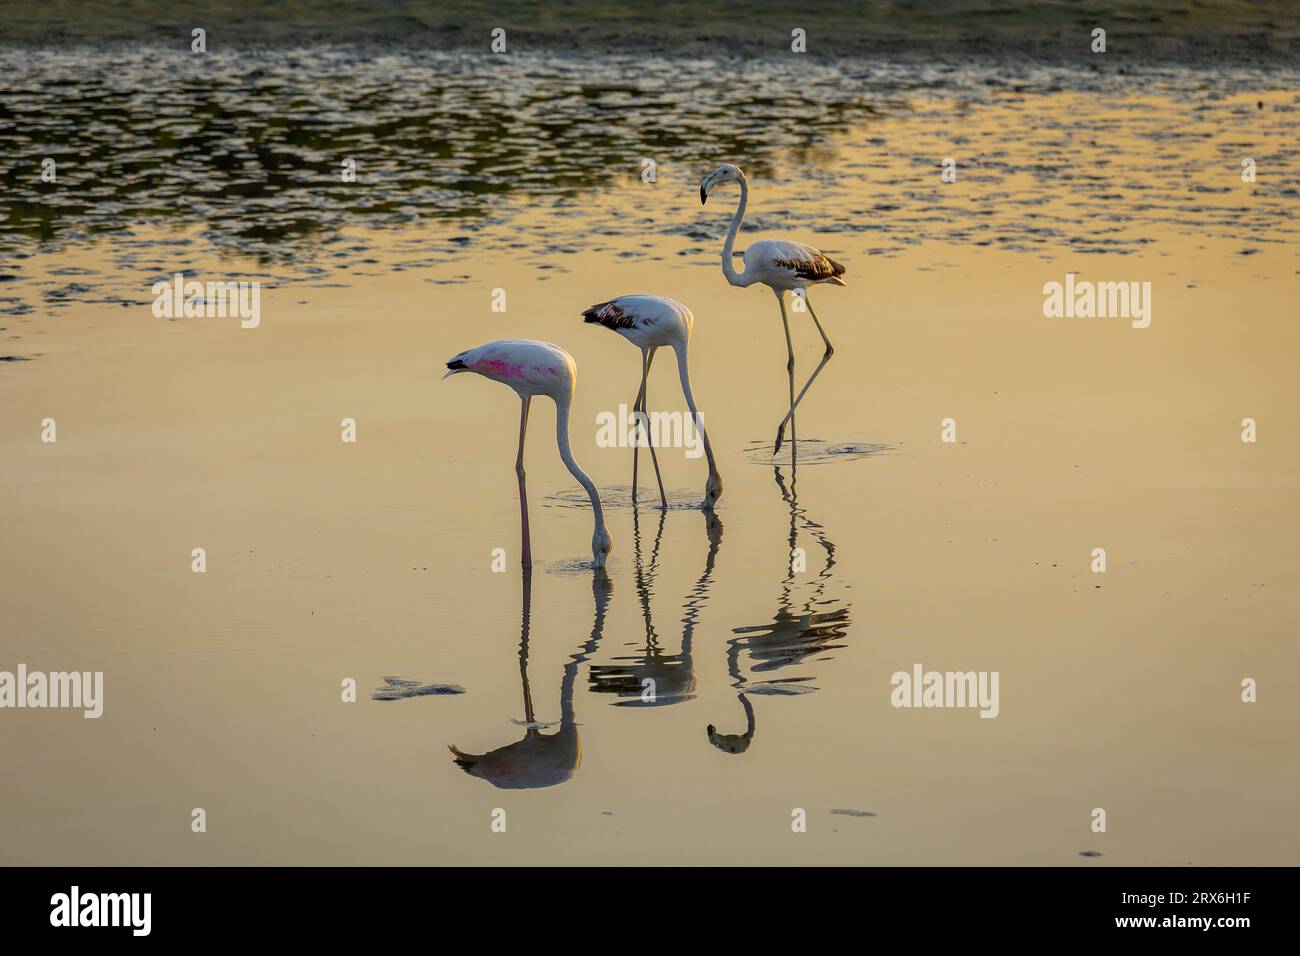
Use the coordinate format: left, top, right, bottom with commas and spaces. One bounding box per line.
581, 299, 639, 331
750, 239, 846, 285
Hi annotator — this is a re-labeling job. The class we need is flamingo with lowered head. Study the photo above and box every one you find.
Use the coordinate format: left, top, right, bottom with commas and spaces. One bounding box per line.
700, 163, 846, 457
443, 338, 611, 570
582, 294, 722, 510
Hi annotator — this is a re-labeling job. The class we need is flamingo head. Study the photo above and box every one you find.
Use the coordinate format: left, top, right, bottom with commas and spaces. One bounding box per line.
703, 472, 723, 510
706, 722, 752, 755
442, 352, 471, 379
700, 163, 743, 204
592, 527, 613, 569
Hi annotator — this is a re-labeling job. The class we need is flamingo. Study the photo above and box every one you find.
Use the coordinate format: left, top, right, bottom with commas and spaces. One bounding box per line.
582, 295, 722, 510
443, 338, 611, 570
699, 163, 846, 457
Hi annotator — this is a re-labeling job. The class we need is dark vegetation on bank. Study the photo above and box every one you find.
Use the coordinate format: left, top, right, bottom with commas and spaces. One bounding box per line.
2, 0, 1298, 64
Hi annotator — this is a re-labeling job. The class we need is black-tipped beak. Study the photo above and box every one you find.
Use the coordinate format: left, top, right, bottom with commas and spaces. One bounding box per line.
700, 185, 708, 205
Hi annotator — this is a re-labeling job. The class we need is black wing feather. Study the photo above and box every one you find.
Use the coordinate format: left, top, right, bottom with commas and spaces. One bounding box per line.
777, 253, 846, 281
582, 300, 638, 330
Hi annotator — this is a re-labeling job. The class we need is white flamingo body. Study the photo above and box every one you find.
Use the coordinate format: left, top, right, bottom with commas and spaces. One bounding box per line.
584, 294, 692, 349
735, 238, 847, 293
444, 338, 611, 570
446, 338, 576, 399
700, 163, 845, 456
583, 295, 722, 509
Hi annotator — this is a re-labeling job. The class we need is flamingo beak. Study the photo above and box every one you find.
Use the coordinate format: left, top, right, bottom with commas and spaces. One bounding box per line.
700, 172, 717, 204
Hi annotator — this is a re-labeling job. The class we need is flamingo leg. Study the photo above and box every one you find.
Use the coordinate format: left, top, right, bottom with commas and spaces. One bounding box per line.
631, 350, 648, 505
774, 292, 834, 458
631, 348, 667, 509
773, 290, 797, 461
516, 396, 532, 571
642, 347, 668, 509
519, 567, 535, 725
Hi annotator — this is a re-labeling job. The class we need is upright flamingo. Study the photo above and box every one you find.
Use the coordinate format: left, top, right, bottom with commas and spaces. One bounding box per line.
443, 339, 611, 570
699, 163, 846, 457
582, 295, 722, 510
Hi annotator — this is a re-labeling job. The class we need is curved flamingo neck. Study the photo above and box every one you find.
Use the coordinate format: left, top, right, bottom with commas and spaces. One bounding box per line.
722, 174, 751, 287
672, 341, 719, 481
553, 391, 607, 539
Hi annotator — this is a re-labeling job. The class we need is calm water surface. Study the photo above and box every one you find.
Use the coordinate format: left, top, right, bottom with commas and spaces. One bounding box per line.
1, 47, 1296, 318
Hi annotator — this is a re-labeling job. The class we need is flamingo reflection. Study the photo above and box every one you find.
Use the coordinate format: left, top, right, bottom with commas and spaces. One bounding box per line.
588, 508, 724, 707
448, 570, 611, 789
708, 464, 851, 754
